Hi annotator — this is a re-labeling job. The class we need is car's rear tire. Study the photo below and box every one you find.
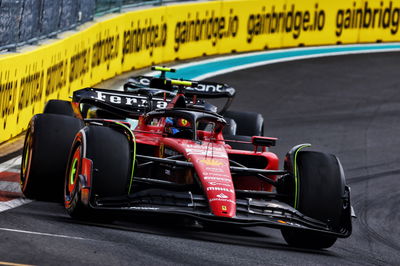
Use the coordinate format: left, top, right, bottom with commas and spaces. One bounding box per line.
20, 114, 84, 201
224, 110, 264, 136
43, 100, 74, 116
281, 151, 346, 249
223, 110, 264, 151
222, 117, 237, 136
65, 125, 132, 220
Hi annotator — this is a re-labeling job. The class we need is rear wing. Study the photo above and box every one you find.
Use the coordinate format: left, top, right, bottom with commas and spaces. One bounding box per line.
123, 66, 236, 114
124, 75, 235, 113
124, 76, 235, 99
72, 87, 170, 118
72, 85, 220, 118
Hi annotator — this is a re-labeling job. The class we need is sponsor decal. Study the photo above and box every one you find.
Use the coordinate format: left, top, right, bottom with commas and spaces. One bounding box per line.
19, 70, 44, 110
179, 118, 189, 127
187, 150, 228, 158
93, 91, 168, 109
204, 176, 231, 181
0, 78, 18, 118
128, 77, 232, 96
247, 4, 325, 42
275, 220, 301, 227
222, 205, 227, 211
184, 144, 227, 158
208, 182, 231, 187
184, 144, 224, 151
216, 193, 228, 199
207, 187, 234, 193
174, 10, 239, 52
135, 77, 151, 86
199, 159, 224, 166
124, 206, 160, 210
92, 34, 119, 68
186, 83, 225, 93
202, 167, 224, 173
46, 60, 68, 96
209, 198, 235, 204
122, 20, 167, 59
336, 2, 400, 37
203, 173, 231, 177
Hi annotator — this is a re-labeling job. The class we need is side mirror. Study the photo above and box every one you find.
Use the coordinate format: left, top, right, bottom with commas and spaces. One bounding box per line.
252, 136, 277, 147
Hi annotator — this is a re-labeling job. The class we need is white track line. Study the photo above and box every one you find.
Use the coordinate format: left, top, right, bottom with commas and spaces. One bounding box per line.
0, 227, 90, 241
193, 48, 400, 80
177, 42, 400, 69
145, 43, 400, 80
0, 261, 33, 266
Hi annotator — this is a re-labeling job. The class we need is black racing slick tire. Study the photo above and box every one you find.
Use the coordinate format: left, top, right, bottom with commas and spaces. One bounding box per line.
20, 114, 84, 201
64, 125, 132, 220
43, 100, 74, 117
222, 117, 237, 136
281, 151, 346, 249
224, 110, 264, 136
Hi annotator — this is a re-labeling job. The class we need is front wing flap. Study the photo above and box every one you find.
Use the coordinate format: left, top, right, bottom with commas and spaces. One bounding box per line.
91, 189, 352, 238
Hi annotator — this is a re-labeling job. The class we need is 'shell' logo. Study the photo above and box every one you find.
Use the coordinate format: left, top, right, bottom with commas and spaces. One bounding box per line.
200, 159, 224, 166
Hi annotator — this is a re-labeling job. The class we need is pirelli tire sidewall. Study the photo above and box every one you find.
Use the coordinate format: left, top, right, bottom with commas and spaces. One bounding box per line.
43, 99, 75, 117
20, 114, 84, 201
223, 110, 264, 136
281, 151, 347, 249
86, 125, 132, 199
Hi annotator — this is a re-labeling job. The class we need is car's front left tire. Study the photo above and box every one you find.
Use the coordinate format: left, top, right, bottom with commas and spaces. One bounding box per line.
64, 125, 133, 220
280, 151, 346, 249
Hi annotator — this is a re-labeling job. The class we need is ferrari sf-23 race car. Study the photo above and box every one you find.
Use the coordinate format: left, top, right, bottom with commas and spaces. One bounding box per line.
20, 70, 353, 249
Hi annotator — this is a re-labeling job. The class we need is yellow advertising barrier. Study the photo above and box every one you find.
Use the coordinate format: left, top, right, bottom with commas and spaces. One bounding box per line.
1, 0, 400, 143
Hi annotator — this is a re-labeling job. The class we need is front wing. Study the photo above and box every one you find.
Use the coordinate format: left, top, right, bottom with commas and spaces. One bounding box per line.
89, 188, 352, 238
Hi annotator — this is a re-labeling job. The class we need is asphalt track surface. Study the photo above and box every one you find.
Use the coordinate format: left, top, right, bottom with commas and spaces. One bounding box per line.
1, 52, 400, 265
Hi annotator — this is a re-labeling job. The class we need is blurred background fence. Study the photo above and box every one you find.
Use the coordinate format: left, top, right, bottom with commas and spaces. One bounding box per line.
0, 0, 190, 52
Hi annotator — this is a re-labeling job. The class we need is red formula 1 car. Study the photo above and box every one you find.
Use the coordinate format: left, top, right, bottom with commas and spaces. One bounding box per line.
20, 76, 353, 249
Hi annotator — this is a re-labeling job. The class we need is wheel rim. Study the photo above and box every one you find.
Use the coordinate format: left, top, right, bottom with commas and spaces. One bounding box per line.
20, 130, 33, 191
65, 144, 81, 207
68, 157, 79, 192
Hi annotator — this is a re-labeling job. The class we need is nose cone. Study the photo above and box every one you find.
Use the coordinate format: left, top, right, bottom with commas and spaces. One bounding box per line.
182, 142, 237, 218
206, 187, 236, 217
193, 157, 236, 218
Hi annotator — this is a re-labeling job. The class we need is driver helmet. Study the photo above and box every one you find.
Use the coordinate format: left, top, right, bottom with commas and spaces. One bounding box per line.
165, 117, 191, 135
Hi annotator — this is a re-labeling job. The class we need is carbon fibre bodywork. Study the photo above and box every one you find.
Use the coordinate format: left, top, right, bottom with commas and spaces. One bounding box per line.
22, 68, 353, 248
71, 104, 352, 239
